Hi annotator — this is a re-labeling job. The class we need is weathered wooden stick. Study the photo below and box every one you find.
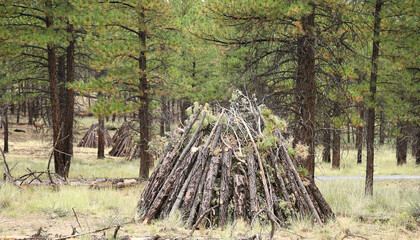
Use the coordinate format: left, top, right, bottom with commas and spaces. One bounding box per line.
218, 146, 232, 227
233, 174, 247, 221
246, 153, 259, 216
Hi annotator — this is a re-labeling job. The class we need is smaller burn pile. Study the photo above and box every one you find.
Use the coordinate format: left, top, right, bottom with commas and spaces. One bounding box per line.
109, 123, 141, 160
138, 96, 334, 229
77, 124, 112, 148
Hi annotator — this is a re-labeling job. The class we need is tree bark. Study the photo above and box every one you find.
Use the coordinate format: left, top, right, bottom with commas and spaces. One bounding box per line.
233, 174, 247, 221
396, 121, 407, 165
218, 147, 232, 227
295, 9, 316, 180
356, 108, 364, 164
160, 95, 166, 137
378, 110, 385, 145
322, 122, 331, 163
138, 7, 151, 180
332, 128, 340, 169
366, 0, 383, 196
246, 153, 259, 215
3, 106, 8, 153
415, 125, 420, 164
45, 0, 64, 177
98, 116, 105, 159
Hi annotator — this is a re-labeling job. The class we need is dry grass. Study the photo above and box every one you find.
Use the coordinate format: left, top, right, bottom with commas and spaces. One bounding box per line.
0, 180, 419, 239
316, 144, 420, 176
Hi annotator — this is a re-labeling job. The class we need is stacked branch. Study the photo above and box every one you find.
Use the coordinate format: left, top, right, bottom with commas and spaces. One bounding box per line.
138, 97, 334, 231
77, 124, 112, 148
109, 123, 141, 161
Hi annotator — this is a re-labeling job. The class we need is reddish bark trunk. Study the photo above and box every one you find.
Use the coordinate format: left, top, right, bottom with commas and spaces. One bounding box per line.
366, 0, 383, 196
138, 8, 151, 180
356, 108, 364, 164
295, 9, 316, 180
98, 116, 105, 159
322, 122, 331, 163
332, 128, 340, 169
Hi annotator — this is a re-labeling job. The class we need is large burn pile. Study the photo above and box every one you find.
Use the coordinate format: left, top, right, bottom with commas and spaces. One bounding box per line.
138, 97, 334, 229
109, 123, 141, 160
77, 124, 112, 148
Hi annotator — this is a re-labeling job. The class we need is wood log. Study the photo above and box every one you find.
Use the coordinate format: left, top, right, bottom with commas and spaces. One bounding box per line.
199, 153, 222, 217
233, 174, 247, 221
218, 147, 232, 227
308, 181, 335, 220
246, 153, 259, 216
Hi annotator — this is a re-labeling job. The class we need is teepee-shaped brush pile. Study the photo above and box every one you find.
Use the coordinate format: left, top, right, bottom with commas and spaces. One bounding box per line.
77, 124, 112, 148
138, 94, 334, 229
109, 123, 141, 161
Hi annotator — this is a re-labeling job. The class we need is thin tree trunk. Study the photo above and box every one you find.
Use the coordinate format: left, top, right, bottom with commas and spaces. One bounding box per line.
379, 110, 385, 145
356, 108, 364, 164
322, 122, 331, 163
294, 9, 316, 180
3, 106, 9, 153
396, 121, 407, 165
138, 7, 151, 180
98, 116, 105, 159
332, 128, 340, 169
366, 0, 383, 196
28, 100, 34, 125
415, 125, 420, 164
160, 95, 166, 137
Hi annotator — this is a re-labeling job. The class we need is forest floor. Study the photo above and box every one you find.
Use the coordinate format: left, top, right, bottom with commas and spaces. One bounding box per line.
0, 117, 420, 239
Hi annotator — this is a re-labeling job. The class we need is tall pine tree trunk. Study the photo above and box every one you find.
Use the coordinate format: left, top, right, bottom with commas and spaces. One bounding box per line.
415, 125, 420, 164
332, 128, 340, 169
98, 116, 105, 159
322, 122, 331, 163
366, 0, 383, 196
59, 22, 76, 172
295, 9, 316, 180
2, 106, 9, 153
138, 8, 151, 180
356, 108, 364, 164
378, 110, 385, 145
45, 0, 63, 177
160, 95, 166, 137
396, 121, 407, 165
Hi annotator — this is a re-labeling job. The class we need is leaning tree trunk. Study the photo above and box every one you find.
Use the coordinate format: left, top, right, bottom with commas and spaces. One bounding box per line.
138, 7, 151, 180
295, 9, 316, 180
366, 0, 383, 196
332, 128, 340, 169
